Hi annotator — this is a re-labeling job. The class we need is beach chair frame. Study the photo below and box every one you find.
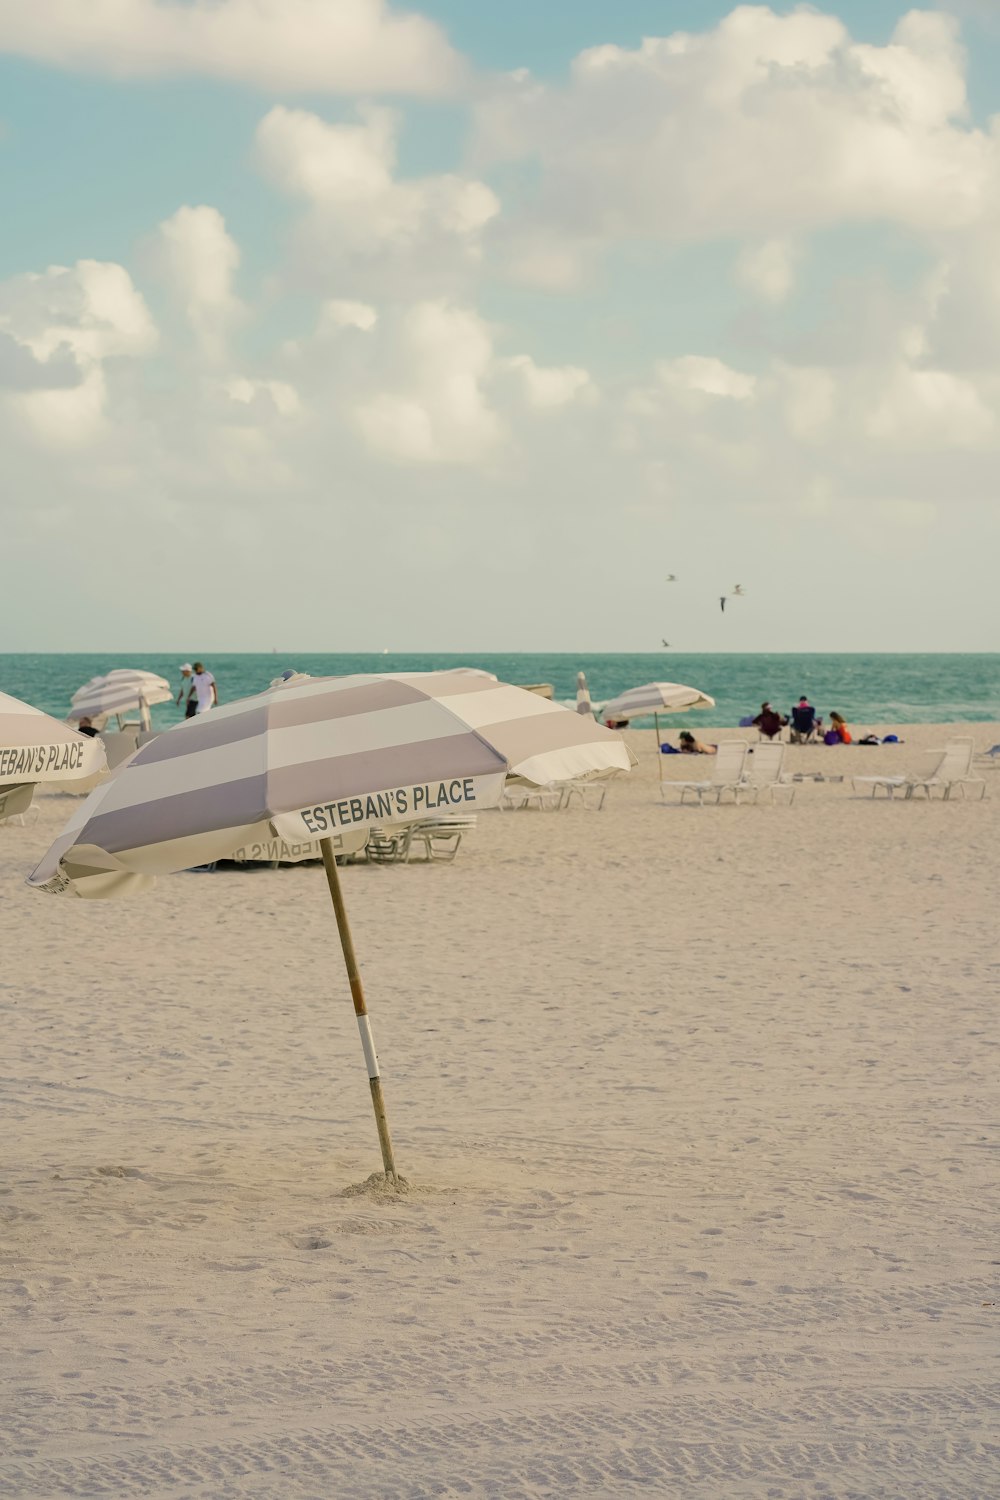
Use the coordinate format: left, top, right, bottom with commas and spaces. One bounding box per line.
664, 739, 748, 806
735, 742, 796, 805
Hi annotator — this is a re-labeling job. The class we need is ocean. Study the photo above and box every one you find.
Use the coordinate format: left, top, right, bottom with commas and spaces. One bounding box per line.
2, 653, 998, 729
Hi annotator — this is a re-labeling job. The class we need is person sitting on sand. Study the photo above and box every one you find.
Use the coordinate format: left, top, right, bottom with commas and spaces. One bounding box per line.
825, 711, 852, 745
678, 730, 716, 754
753, 702, 787, 740
789, 696, 817, 743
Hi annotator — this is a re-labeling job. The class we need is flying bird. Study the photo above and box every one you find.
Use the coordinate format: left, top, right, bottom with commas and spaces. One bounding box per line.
719, 596, 727, 613
665, 574, 677, 582
732, 584, 746, 596
661, 639, 671, 647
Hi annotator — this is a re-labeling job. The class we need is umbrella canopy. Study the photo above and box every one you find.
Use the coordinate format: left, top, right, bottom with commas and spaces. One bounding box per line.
0, 691, 107, 820
30, 671, 631, 898
601, 681, 715, 722
68, 669, 172, 729
576, 671, 593, 716
29, 671, 631, 1183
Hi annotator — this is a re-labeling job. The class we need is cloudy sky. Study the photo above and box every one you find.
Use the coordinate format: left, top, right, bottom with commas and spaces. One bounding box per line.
2, 0, 999, 653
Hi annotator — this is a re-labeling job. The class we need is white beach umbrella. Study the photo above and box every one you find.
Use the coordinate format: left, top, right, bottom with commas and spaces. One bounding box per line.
600, 681, 715, 784
69, 669, 172, 731
600, 681, 715, 722
0, 691, 107, 821
576, 671, 593, 716
29, 670, 632, 1182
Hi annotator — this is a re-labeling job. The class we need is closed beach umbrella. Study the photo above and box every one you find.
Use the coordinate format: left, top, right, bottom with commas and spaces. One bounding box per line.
29, 670, 632, 1181
600, 681, 715, 784
69, 669, 172, 731
0, 691, 107, 821
576, 671, 593, 716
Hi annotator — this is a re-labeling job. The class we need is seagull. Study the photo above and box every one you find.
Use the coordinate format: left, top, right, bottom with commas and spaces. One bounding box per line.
719, 596, 727, 613
661, 639, 671, 647
732, 584, 746, 596
665, 574, 677, 582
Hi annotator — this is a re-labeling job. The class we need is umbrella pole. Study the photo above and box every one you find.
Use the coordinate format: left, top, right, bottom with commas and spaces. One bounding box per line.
319, 838, 399, 1183
655, 712, 663, 782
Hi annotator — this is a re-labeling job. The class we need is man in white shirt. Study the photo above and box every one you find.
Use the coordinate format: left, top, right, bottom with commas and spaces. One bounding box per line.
188, 661, 218, 714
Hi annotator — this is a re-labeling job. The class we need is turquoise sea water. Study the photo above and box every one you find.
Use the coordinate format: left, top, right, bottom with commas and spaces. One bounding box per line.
2, 653, 998, 729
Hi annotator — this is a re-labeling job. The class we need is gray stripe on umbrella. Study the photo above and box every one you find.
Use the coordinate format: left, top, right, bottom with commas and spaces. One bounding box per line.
82, 733, 509, 854
473, 710, 626, 768
133, 677, 434, 765
268, 735, 507, 813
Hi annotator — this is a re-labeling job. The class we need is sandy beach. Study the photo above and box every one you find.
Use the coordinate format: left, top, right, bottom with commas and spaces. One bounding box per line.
2, 722, 998, 1499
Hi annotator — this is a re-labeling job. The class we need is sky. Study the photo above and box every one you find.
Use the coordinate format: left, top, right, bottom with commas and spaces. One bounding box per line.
2, 0, 1000, 653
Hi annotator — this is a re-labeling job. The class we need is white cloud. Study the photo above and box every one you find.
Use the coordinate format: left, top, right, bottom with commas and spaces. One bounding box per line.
475, 7, 994, 256
0, 259, 157, 365
224, 377, 301, 419
148, 205, 244, 360
734, 239, 798, 303
321, 300, 379, 333
0, 260, 157, 442
866, 365, 995, 447
256, 105, 499, 280
0, 331, 80, 391
353, 300, 502, 463
501, 354, 595, 409
655, 355, 757, 401
776, 363, 837, 442
0, 0, 462, 95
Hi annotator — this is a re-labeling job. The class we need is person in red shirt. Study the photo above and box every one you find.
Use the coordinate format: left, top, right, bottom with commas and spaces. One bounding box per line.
828, 712, 852, 744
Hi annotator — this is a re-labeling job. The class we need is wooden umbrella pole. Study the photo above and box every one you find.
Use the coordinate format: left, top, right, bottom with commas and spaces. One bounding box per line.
655, 712, 663, 782
319, 838, 399, 1182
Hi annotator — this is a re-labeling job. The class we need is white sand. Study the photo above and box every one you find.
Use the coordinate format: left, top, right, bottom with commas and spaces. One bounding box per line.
2, 723, 998, 1498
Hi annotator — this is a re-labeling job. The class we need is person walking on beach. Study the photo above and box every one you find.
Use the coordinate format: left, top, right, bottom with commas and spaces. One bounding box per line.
187, 662, 218, 715
176, 664, 196, 719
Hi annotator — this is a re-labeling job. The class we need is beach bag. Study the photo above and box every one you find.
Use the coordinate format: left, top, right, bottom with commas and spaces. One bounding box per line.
660, 742, 679, 754
823, 729, 840, 745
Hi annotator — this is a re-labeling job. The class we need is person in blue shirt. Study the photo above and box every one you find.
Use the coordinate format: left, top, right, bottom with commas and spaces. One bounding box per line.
789, 696, 818, 743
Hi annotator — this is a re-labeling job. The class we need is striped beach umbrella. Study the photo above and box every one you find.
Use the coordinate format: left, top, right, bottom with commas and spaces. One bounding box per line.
0, 691, 107, 821
600, 681, 715, 722
29, 671, 632, 1182
69, 669, 172, 730
600, 681, 715, 784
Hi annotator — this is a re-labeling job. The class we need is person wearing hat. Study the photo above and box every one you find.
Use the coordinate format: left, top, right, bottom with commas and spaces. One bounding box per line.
753, 701, 787, 741
176, 664, 196, 718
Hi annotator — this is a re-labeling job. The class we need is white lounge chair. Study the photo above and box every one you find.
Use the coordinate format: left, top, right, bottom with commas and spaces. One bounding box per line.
736, 741, 795, 804
500, 782, 563, 810
853, 738, 986, 801
0, 784, 35, 824
905, 738, 985, 800
559, 779, 608, 810
403, 815, 476, 862
664, 739, 748, 805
